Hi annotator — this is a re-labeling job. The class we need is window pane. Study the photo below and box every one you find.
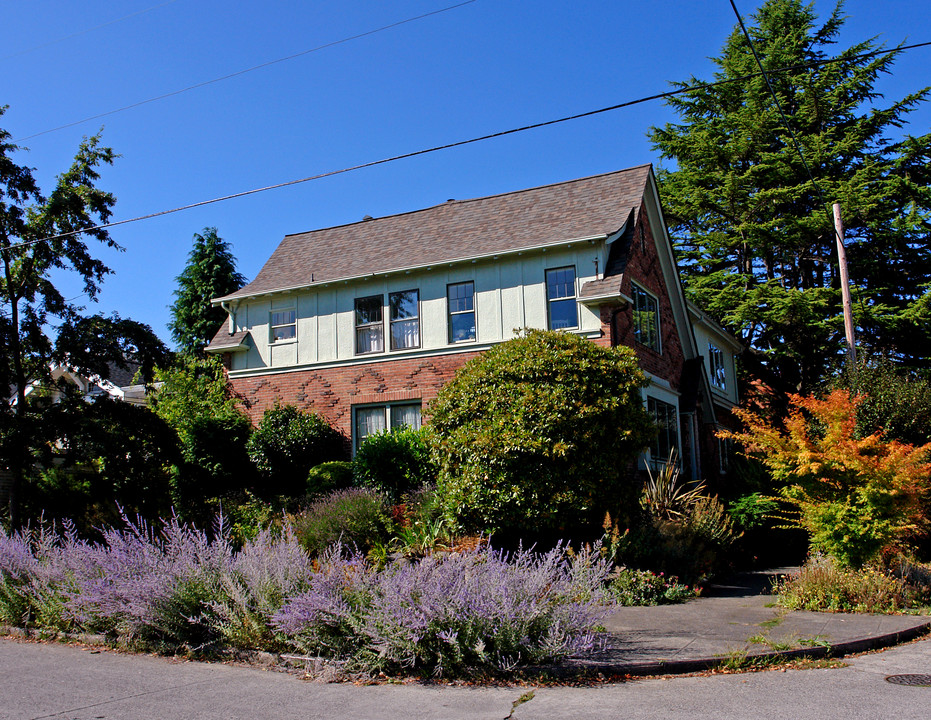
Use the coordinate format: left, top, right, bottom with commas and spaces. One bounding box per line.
709, 343, 726, 390
271, 310, 295, 327
633, 286, 659, 350
449, 312, 476, 342
390, 318, 420, 350
546, 267, 575, 300
389, 290, 418, 320
448, 282, 474, 313
273, 325, 296, 341
355, 296, 382, 325
356, 326, 384, 353
390, 404, 421, 430
548, 298, 577, 330
355, 407, 386, 450
648, 397, 678, 465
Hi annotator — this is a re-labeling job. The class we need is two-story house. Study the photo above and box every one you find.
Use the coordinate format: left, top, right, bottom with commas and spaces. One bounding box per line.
207, 164, 740, 481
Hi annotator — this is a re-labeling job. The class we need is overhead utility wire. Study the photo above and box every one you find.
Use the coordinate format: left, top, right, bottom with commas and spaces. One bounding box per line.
9, 40, 931, 253
1, 0, 180, 62
15, 0, 478, 142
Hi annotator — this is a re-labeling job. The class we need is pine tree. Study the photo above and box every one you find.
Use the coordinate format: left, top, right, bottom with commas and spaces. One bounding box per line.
649, 0, 931, 392
168, 228, 245, 356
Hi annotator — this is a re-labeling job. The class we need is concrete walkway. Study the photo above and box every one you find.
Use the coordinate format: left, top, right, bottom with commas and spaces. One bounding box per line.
568, 568, 931, 676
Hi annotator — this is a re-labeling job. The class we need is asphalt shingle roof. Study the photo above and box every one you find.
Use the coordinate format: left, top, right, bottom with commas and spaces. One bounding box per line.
217, 165, 651, 302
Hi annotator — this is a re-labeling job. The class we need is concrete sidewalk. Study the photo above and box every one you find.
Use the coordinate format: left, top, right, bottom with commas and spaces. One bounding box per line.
567, 568, 931, 676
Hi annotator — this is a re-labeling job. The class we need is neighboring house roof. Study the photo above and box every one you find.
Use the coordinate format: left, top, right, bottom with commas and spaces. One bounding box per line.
215, 164, 652, 302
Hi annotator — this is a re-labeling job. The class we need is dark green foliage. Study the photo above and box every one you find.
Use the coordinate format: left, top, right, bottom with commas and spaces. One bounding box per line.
246, 405, 346, 498
728, 493, 780, 532
168, 228, 246, 356
608, 568, 697, 606
291, 488, 391, 557
649, 0, 931, 391
149, 356, 255, 520
353, 427, 436, 502
22, 397, 179, 532
832, 356, 931, 446
429, 329, 655, 535
306, 461, 354, 498
0, 107, 127, 526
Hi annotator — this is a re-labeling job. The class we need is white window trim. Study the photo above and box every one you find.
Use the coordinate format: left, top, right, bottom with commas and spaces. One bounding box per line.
447, 281, 477, 344
269, 308, 296, 344
545, 265, 579, 331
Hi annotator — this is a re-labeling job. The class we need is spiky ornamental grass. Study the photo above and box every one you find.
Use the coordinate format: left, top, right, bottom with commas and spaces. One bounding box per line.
273, 543, 614, 677
1, 520, 615, 676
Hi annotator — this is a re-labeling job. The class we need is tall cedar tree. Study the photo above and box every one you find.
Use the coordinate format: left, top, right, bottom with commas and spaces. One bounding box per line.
649, 0, 931, 392
0, 107, 169, 527
169, 227, 245, 355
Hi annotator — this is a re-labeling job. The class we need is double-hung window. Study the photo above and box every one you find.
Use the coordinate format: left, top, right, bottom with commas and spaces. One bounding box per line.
353, 402, 422, 452
709, 343, 727, 390
546, 266, 578, 330
648, 396, 678, 467
632, 284, 660, 351
447, 281, 476, 343
389, 290, 420, 350
355, 295, 384, 354
270, 309, 296, 342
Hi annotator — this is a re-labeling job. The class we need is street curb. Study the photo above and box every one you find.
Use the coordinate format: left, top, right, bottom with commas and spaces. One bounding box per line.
560, 621, 931, 678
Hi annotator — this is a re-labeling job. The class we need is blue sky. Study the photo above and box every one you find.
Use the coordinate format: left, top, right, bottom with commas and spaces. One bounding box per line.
3, 0, 928, 346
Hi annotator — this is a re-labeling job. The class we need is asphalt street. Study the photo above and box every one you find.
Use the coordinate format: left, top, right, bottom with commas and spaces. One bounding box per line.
2, 635, 930, 719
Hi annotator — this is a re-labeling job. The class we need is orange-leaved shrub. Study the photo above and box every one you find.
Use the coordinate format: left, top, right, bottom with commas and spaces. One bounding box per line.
721, 390, 931, 568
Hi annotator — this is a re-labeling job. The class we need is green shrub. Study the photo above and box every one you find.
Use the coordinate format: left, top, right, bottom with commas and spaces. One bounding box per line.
429, 328, 654, 535
832, 356, 931, 447
306, 461, 354, 498
609, 568, 697, 606
291, 488, 391, 557
353, 427, 436, 502
727, 493, 780, 531
246, 404, 347, 497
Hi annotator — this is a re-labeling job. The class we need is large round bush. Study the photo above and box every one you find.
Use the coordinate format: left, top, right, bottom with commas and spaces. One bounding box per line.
246, 404, 346, 497
429, 328, 655, 534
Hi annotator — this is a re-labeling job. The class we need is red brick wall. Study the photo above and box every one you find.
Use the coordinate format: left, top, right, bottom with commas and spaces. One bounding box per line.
611, 203, 685, 389
229, 351, 483, 437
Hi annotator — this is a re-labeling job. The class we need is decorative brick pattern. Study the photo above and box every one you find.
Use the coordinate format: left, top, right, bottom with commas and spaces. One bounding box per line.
229, 352, 483, 438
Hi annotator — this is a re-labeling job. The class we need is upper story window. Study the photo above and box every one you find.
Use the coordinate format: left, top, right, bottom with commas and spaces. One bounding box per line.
546, 266, 578, 330
389, 290, 420, 350
448, 281, 476, 343
355, 295, 384, 354
270, 309, 296, 342
709, 343, 727, 390
648, 396, 679, 468
632, 284, 660, 352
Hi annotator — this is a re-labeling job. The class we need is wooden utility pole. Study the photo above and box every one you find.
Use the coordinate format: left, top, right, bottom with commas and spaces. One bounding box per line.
833, 202, 857, 367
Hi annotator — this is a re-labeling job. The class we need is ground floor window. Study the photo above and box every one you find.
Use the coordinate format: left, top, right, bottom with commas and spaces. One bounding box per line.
353, 402, 422, 452
647, 396, 678, 468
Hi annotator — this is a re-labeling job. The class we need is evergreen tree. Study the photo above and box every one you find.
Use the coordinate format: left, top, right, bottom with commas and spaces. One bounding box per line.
168, 227, 245, 355
649, 0, 931, 392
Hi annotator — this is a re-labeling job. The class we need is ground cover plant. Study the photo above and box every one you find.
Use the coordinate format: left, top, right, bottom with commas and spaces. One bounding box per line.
0, 516, 617, 678
775, 555, 931, 613
608, 568, 697, 606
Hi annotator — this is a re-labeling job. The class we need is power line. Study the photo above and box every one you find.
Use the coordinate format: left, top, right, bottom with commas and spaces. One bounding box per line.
15, 0, 478, 143
6, 39, 930, 253
0, 0, 181, 62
